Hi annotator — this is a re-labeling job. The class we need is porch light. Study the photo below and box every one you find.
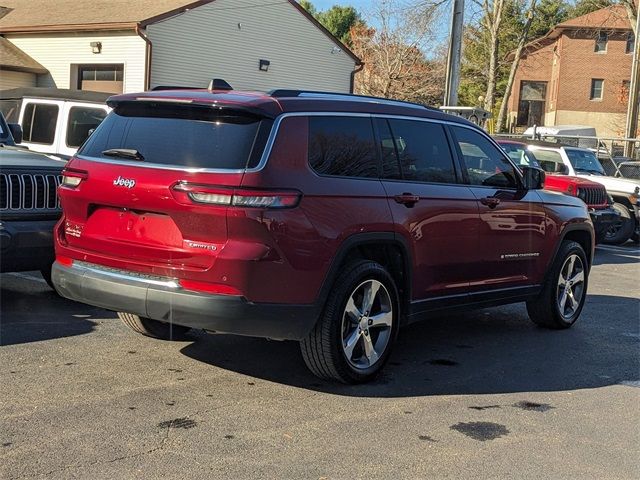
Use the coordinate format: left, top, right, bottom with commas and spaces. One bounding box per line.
90, 41, 102, 54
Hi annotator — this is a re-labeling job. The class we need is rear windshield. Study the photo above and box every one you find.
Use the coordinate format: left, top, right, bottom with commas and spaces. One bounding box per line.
78, 103, 272, 170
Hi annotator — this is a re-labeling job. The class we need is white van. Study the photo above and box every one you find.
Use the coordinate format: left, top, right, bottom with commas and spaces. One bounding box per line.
0, 88, 110, 159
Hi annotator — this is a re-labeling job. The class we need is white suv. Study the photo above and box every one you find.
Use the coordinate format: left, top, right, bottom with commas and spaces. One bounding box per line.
528, 142, 640, 244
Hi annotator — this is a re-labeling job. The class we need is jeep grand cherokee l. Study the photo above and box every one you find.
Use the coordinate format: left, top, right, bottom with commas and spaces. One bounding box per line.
52, 89, 594, 383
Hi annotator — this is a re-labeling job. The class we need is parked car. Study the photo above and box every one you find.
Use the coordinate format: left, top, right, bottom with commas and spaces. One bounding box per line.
497, 140, 619, 244
0, 88, 110, 159
525, 141, 640, 244
0, 111, 65, 287
52, 88, 594, 383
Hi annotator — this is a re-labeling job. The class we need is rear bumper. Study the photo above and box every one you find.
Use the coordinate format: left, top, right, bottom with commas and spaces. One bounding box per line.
589, 207, 620, 237
0, 219, 57, 272
52, 261, 319, 341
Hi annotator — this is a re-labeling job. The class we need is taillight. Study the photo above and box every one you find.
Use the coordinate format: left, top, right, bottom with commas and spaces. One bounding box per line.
179, 279, 242, 296
172, 183, 301, 209
61, 168, 88, 188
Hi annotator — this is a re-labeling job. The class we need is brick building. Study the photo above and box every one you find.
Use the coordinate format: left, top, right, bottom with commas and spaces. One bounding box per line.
507, 5, 634, 137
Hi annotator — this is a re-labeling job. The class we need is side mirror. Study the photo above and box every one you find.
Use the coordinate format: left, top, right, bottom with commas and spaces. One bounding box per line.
558, 163, 569, 175
521, 165, 545, 190
8, 123, 22, 144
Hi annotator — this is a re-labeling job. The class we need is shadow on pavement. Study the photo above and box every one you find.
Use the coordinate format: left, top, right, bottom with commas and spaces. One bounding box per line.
0, 273, 106, 346
180, 294, 640, 397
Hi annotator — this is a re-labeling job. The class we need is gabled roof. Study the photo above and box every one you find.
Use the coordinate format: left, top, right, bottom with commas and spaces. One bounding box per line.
556, 4, 631, 31
517, 5, 633, 57
0, 37, 47, 74
0, 0, 213, 32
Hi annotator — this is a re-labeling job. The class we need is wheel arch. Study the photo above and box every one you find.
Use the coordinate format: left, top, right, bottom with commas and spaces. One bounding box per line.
316, 233, 413, 323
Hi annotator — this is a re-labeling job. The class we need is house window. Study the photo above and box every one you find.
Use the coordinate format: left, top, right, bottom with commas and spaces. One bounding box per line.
77, 64, 124, 94
595, 32, 608, 53
626, 33, 635, 54
517, 81, 547, 127
590, 79, 604, 100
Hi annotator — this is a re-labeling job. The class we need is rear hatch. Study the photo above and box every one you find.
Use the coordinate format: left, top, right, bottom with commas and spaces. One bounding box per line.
58, 99, 274, 275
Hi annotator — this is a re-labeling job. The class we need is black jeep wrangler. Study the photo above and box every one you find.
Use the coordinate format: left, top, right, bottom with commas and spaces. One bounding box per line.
0, 111, 65, 287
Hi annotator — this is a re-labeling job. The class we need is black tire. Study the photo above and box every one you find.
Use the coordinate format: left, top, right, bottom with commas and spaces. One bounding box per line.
526, 240, 588, 329
300, 260, 400, 384
603, 203, 634, 245
40, 266, 55, 290
118, 312, 191, 341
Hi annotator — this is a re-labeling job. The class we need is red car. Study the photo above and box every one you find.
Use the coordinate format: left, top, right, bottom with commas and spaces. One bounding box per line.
53, 88, 594, 383
497, 140, 619, 243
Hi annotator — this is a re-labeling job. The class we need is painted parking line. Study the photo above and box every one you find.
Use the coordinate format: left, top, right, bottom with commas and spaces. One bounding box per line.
4, 272, 48, 285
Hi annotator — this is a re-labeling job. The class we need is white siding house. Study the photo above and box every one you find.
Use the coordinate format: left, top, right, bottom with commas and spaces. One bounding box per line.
146, 0, 356, 92
0, 0, 360, 95
5, 32, 147, 93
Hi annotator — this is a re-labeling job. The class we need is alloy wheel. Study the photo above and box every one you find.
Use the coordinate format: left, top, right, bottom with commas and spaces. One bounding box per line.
341, 279, 393, 369
556, 254, 585, 319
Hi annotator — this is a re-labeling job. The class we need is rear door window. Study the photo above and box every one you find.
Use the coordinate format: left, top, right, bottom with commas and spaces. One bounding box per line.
79, 103, 272, 170
386, 119, 457, 184
22, 102, 58, 144
308, 116, 378, 178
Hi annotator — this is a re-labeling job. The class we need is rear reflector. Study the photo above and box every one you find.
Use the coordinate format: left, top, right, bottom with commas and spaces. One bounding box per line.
56, 256, 74, 267
179, 279, 242, 296
172, 183, 301, 209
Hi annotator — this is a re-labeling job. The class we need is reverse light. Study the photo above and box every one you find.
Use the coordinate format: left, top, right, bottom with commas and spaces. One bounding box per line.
172, 183, 301, 209
61, 169, 88, 188
179, 279, 242, 296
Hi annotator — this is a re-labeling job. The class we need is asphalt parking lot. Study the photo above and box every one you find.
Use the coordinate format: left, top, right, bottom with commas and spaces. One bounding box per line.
1, 244, 639, 479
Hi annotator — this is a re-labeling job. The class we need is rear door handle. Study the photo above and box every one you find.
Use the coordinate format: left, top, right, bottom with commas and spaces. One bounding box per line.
394, 193, 420, 207
480, 197, 501, 208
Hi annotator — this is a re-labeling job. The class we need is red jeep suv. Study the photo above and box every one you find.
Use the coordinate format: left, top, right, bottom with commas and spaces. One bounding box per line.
53, 88, 594, 383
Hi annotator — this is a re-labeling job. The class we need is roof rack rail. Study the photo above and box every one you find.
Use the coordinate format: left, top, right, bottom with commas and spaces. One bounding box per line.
151, 85, 200, 91
268, 89, 438, 111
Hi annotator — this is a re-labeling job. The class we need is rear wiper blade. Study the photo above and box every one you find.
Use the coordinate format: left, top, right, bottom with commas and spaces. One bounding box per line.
102, 148, 145, 161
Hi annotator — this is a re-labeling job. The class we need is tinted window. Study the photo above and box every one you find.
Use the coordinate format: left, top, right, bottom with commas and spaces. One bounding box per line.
565, 149, 605, 175
452, 126, 519, 188
308, 116, 378, 178
22, 103, 58, 144
66, 107, 107, 148
388, 120, 456, 183
79, 103, 271, 169
0, 99, 21, 123
375, 118, 401, 180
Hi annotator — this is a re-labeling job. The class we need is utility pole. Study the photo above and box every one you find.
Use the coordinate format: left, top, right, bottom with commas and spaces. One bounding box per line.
443, 0, 465, 106
624, 11, 640, 157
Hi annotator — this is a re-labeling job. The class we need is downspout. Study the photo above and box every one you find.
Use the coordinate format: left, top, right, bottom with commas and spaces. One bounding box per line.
135, 24, 152, 91
350, 63, 364, 94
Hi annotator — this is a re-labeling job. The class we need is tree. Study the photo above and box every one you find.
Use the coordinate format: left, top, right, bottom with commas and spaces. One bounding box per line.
297, 1, 363, 46
529, 0, 569, 38
568, 0, 613, 18
496, 0, 538, 131
350, 1, 446, 105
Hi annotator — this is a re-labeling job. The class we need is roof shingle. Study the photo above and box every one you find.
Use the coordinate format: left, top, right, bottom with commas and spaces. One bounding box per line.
0, 37, 47, 73
0, 0, 211, 32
